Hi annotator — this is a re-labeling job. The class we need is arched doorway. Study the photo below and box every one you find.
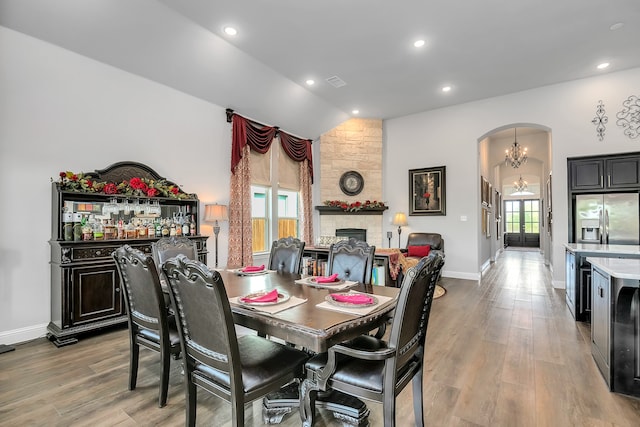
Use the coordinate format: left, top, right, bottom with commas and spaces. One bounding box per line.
477, 123, 553, 272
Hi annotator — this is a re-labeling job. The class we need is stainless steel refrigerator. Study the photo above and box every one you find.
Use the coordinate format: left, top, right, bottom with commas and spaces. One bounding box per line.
575, 193, 640, 244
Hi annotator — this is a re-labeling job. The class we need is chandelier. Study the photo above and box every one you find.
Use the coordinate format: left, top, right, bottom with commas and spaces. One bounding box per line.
513, 175, 528, 193
505, 128, 528, 168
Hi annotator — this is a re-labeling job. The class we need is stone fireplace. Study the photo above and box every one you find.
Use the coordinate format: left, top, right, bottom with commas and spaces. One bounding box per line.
318, 118, 384, 248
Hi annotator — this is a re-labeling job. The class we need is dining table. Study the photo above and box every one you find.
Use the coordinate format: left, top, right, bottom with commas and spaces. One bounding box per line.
218, 267, 401, 425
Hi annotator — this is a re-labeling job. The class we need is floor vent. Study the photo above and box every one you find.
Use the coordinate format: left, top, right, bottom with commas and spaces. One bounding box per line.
326, 75, 347, 88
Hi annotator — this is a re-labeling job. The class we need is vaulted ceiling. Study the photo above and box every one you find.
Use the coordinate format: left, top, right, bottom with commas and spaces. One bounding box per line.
1, 0, 639, 139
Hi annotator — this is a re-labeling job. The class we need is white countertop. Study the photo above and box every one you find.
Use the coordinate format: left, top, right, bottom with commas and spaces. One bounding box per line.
587, 257, 640, 280
564, 243, 640, 256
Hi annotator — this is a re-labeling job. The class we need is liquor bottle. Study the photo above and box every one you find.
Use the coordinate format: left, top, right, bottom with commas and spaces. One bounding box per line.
182, 217, 190, 236
190, 215, 196, 236
155, 218, 162, 238
117, 218, 124, 239
161, 219, 170, 237
169, 220, 176, 236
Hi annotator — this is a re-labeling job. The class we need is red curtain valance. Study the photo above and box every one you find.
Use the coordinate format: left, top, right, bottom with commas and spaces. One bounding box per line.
230, 113, 313, 182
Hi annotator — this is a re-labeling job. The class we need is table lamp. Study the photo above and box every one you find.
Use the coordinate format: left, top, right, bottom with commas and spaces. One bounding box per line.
391, 212, 408, 248
204, 203, 228, 268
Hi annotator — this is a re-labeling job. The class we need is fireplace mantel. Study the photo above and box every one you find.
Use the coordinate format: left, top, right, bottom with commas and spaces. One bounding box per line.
315, 206, 388, 215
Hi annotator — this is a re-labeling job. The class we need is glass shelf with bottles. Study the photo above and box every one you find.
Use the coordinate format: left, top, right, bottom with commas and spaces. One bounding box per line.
56, 195, 199, 242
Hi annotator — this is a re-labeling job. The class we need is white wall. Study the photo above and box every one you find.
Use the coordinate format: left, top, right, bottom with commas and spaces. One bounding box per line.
384, 66, 640, 284
3, 24, 640, 344
0, 27, 232, 344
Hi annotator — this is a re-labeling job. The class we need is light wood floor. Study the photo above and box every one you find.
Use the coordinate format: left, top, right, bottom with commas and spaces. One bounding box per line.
2, 249, 640, 426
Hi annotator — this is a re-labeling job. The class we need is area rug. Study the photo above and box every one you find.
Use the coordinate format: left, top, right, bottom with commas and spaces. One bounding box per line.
434, 285, 446, 299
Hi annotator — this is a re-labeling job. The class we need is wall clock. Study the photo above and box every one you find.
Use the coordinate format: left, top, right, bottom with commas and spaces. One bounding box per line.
339, 170, 364, 196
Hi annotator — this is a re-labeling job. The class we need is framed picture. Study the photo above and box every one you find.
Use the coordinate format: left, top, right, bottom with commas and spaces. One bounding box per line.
409, 166, 446, 216
481, 176, 489, 206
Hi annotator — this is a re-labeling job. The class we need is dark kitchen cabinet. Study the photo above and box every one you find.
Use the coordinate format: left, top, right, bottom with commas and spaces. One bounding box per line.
48, 162, 208, 347
568, 154, 640, 192
591, 265, 610, 384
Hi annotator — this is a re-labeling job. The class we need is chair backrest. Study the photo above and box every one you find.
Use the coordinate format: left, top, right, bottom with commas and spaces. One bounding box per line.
113, 245, 169, 335
152, 236, 198, 271
406, 232, 444, 252
268, 237, 306, 274
162, 255, 241, 393
388, 252, 445, 371
327, 238, 376, 284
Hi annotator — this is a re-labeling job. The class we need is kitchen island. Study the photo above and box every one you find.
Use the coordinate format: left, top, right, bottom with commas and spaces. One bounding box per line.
586, 257, 640, 398
564, 243, 640, 321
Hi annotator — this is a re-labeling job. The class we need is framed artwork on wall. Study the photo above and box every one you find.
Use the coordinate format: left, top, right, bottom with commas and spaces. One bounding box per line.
409, 166, 446, 216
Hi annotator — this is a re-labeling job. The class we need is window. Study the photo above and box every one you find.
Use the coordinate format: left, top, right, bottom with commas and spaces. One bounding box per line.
250, 142, 300, 253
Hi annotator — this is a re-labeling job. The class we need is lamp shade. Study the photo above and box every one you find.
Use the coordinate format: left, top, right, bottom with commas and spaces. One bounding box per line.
204, 204, 228, 222
392, 212, 408, 227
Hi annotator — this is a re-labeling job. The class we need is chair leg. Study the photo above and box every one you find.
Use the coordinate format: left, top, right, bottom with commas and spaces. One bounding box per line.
300, 378, 318, 427
412, 368, 424, 427
231, 395, 245, 427
129, 339, 139, 391
186, 375, 197, 427
382, 393, 396, 427
159, 345, 170, 407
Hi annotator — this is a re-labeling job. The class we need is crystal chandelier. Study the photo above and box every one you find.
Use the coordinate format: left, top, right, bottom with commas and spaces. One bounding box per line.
505, 128, 528, 168
513, 175, 528, 193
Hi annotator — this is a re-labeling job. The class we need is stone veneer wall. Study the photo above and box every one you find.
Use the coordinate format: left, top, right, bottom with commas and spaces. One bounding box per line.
319, 118, 384, 248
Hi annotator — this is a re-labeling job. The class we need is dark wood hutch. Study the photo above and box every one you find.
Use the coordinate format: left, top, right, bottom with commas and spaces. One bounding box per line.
48, 162, 208, 347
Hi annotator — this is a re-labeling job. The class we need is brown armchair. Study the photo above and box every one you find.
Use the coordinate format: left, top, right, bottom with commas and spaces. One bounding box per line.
403, 232, 444, 258
300, 252, 446, 426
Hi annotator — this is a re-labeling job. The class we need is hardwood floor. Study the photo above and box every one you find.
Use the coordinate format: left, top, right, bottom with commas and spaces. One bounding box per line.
2, 249, 640, 426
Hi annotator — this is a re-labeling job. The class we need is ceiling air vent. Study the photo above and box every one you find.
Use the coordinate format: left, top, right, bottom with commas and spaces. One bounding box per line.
326, 75, 347, 88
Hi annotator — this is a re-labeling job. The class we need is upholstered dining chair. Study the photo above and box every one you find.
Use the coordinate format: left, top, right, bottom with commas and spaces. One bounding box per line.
327, 237, 376, 284
300, 252, 445, 427
152, 235, 198, 307
268, 236, 306, 273
162, 254, 310, 427
112, 245, 181, 408
152, 235, 198, 271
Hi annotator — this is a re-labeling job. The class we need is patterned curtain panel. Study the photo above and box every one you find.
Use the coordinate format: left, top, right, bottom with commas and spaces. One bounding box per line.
228, 112, 314, 266
300, 159, 314, 244
228, 144, 253, 268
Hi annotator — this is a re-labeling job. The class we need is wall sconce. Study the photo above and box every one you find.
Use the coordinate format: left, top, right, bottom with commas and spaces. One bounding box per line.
204, 203, 229, 268
391, 212, 408, 248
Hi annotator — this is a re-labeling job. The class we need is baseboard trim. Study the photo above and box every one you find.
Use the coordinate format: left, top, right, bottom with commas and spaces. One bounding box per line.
442, 271, 481, 281
0, 323, 48, 346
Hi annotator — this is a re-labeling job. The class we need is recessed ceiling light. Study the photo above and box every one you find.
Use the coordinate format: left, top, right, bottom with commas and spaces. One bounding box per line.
610, 22, 624, 31
305, 79, 315, 86
352, 109, 360, 115
442, 86, 452, 92
223, 26, 237, 36
413, 40, 425, 48
597, 62, 610, 70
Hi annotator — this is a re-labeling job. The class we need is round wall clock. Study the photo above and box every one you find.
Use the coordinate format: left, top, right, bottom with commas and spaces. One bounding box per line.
339, 171, 364, 196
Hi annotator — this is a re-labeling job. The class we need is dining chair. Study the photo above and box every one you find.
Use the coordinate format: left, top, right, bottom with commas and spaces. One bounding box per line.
162, 254, 310, 427
268, 236, 306, 273
112, 245, 181, 408
327, 237, 376, 284
300, 252, 445, 427
152, 235, 198, 270
152, 235, 198, 307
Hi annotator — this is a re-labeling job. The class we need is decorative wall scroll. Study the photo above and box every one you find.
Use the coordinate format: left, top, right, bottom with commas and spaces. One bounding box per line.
409, 166, 446, 215
591, 100, 608, 141
616, 95, 640, 139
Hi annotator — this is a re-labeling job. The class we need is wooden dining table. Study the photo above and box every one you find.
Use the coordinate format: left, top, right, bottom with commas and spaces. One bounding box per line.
220, 269, 399, 353
218, 268, 401, 424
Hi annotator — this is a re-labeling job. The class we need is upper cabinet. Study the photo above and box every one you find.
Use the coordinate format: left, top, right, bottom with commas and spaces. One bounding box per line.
569, 154, 640, 192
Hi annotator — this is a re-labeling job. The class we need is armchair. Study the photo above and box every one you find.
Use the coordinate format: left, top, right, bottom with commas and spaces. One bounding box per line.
300, 252, 445, 426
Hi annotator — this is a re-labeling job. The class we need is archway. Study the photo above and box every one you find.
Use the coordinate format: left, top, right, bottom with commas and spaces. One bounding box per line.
477, 123, 553, 274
